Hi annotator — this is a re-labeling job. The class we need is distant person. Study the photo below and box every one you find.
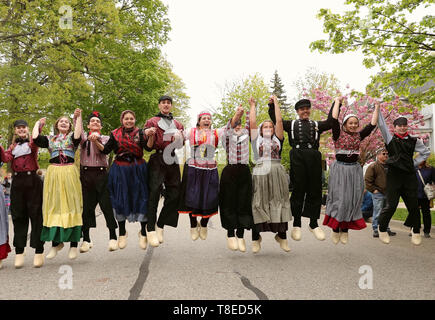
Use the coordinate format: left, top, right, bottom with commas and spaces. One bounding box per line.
2, 173, 11, 212
0, 162, 11, 269
416, 160, 435, 238
361, 190, 373, 222
364, 148, 396, 238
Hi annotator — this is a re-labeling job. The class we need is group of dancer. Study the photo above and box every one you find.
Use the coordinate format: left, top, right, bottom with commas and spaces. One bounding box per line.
0, 94, 430, 269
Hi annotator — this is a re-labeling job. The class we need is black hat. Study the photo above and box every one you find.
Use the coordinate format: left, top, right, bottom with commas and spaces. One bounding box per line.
159, 95, 173, 103
87, 111, 102, 125
393, 117, 408, 126
295, 99, 311, 110
13, 119, 28, 127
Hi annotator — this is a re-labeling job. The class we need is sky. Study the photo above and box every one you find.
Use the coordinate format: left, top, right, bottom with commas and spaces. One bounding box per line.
161, 0, 381, 126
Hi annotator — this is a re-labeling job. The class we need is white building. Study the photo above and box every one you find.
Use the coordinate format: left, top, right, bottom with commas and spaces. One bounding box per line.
417, 104, 435, 151
412, 80, 435, 151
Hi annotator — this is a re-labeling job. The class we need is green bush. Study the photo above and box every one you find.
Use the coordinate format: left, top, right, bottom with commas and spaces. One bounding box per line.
426, 153, 435, 167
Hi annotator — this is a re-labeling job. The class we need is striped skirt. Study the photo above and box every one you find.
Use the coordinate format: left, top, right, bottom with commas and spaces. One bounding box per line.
252, 160, 292, 231
323, 161, 367, 230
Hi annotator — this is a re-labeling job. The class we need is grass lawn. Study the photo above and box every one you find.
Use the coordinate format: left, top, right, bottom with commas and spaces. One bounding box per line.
393, 208, 435, 226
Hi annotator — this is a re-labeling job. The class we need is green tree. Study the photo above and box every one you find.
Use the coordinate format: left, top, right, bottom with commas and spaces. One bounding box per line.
213, 73, 291, 171
292, 68, 342, 159
213, 73, 271, 128
310, 0, 435, 106
293, 67, 342, 101
161, 60, 191, 127
0, 0, 174, 143
270, 70, 289, 106
292, 67, 341, 122
270, 70, 293, 120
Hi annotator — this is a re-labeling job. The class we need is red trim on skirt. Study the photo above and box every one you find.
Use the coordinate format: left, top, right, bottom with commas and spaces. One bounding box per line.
191, 211, 218, 219
323, 215, 366, 230
0, 238, 11, 260
178, 211, 193, 214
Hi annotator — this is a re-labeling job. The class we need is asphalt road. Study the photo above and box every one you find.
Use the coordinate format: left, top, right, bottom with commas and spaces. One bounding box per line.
1, 202, 434, 300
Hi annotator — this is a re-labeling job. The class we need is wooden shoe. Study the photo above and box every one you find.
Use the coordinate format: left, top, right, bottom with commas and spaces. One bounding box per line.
33, 254, 44, 268
340, 232, 348, 244
147, 231, 160, 247
156, 227, 164, 244
411, 231, 422, 246
79, 241, 93, 253
46, 243, 64, 259
237, 238, 246, 253
118, 232, 128, 249
108, 239, 119, 251
138, 231, 147, 250
190, 226, 200, 241
14, 253, 25, 269
199, 226, 208, 240
309, 227, 326, 241
227, 237, 238, 251
68, 247, 78, 260
379, 231, 390, 244
331, 232, 340, 245
274, 235, 291, 252
290, 227, 301, 241
252, 236, 262, 254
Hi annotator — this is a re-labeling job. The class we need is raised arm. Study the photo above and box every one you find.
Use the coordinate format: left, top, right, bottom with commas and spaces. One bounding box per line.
377, 106, 393, 145
358, 104, 380, 140
268, 97, 291, 132
332, 97, 343, 120
331, 97, 342, 141
272, 96, 284, 140
231, 104, 244, 128
74, 108, 82, 140
73, 110, 86, 144
317, 97, 342, 133
414, 139, 430, 168
371, 103, 380, 126
249, 97, 258, 141
32, 118, 45, 140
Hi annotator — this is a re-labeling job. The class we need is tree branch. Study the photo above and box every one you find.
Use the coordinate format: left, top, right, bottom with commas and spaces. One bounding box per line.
369, 28, 435, 37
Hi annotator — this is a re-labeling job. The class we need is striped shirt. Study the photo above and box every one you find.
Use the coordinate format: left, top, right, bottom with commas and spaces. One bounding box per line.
222, 111, 250, 164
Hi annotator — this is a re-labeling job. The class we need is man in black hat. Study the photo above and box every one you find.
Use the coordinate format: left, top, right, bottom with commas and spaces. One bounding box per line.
0, 119, 44, 268
144, 95, 184, 247
269, 97, 339, 241
376, 108, 430, 246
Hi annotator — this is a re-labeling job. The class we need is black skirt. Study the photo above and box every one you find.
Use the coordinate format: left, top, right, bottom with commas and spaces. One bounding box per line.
219, 164, 254, 230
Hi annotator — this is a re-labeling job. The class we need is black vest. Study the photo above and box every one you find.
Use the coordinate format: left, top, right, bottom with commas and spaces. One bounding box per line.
289, 119, 319, 150
386, 135, 417, 173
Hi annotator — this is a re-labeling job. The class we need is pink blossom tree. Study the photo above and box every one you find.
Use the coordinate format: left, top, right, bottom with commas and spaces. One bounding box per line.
304, 87, 427, 166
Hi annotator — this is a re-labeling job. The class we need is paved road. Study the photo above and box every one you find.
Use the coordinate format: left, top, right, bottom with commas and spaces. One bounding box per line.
1, 202, 434, 300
